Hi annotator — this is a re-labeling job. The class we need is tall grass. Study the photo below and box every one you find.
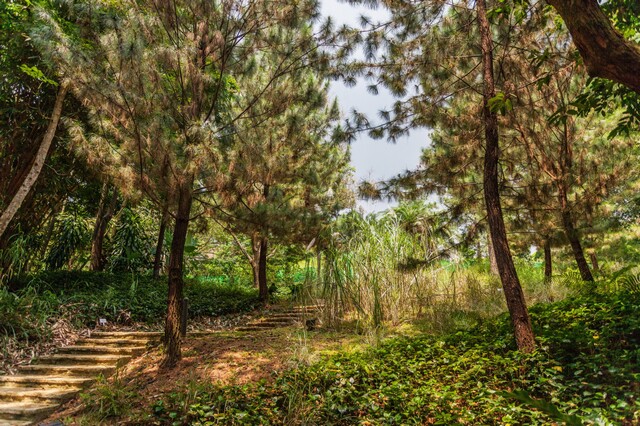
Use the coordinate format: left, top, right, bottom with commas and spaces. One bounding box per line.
320, 213, 570, 333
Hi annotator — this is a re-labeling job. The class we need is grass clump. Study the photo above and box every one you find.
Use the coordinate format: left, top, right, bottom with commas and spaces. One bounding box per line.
150, 291, 640, 425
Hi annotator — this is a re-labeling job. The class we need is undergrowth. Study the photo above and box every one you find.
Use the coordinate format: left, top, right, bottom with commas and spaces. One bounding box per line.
1, 271, 259, 373
146, 291, 640, 425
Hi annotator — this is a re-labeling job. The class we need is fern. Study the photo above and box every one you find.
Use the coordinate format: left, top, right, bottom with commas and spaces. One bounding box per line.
618, 273, 640, 293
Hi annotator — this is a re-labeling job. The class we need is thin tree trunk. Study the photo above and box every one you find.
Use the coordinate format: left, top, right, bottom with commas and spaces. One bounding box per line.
161, 184, 192, 369
251, 233, 261, 289
90, 183, 117, 271
589, 251, 599, 273
153, 204, 170, 278
543, 238, 552, 282
559, 191, 593, 281
258, 236, 268, 303
257, 183, 270, 304
487, 233, 499, 276
316, 248, 322, 287
477, 0, 535, 352
0, 82, 68, 240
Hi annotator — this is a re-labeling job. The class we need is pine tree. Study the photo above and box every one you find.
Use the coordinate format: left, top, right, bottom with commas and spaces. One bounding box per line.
211, 56, 353, 303
338, 0, 536, 350
34, 0, 331, 367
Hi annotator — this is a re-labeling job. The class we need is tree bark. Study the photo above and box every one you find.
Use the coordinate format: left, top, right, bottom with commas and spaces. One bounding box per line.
251, 233, 261, 289
543, 238, 552, 283
0, 82, 68, 240
90, 183, 117, 271
161, 183, 192, 369
589, 251, 600, 273
477, 0, 536, 352
258, 236, 269, 303
316, 248, 322, 287
558, 188, 594, 282
546, 0, 640, 94
487, 233, 499, 276
153, 204, 170, 278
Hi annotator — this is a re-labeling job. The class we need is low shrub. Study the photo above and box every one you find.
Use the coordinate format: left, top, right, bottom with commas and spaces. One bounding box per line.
3, 271, 259, 338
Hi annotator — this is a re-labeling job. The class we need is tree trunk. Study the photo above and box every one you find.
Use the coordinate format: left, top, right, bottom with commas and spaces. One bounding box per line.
0, 82, 68, 240
153, 204, 170, 278
487, 233, 499, 276
477, 0, 535, 353
589, 251, 600, 273
543, 238, 552, 283
90, 183, 117, 271
161, 184, 192, 369
258, 236, 269, 303
316, 248, 322, 287
558, 188, 593, 282
546, 0, 640, 94
251, 234, 261, 289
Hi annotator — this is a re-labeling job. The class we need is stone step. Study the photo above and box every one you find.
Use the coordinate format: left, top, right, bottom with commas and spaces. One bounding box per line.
75, 338, 151, 347
0, 328, 168, 424
57, 345, 147, 356
0, 401, 58, 422
266, 314, 304, 319
292, 304, 323, 310
249, 321, 295, 328
253, 317, 298, 324
33, 354, 131, 366
0, 376, 94, 389
0, 386, 80, 404
277, 308, 321, 316
236, 327, 271, 332
89, 331, 162, 340
0, 419, 32, 426
19, 364, 116, 378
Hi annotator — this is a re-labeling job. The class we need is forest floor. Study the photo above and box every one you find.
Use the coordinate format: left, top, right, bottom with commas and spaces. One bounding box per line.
37, 291, 640, 425
45, 326, 371, 425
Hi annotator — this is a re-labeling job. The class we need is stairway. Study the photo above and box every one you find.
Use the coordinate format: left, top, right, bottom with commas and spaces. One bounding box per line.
236, 304, 323, 332
0, 331, 161, 426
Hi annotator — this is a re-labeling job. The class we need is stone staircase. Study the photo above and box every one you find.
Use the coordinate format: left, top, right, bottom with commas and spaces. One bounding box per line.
0, 331, 162, 426
236, 304, 323, 332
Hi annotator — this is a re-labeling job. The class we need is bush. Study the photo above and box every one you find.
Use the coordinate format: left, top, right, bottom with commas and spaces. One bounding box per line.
4, 271, 260, 330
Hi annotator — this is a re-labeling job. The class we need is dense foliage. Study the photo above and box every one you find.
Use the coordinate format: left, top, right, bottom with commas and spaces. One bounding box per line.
150, 291, 640, 425
2, 272, 259, 336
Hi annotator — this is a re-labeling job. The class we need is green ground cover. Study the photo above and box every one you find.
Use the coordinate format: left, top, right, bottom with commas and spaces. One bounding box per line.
150, 291, 639, 425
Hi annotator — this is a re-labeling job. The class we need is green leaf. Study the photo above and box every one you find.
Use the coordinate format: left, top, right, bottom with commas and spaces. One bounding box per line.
18, 65, 58, 86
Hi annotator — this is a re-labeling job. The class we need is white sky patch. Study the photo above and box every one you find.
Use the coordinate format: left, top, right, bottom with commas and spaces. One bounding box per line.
320, 0, 432, 213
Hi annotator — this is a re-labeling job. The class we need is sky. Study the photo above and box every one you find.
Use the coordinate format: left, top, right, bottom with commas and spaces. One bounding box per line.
319, 0, 431, 213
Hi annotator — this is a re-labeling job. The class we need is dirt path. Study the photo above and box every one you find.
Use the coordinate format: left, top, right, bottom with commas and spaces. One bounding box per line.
45, 327, 367, 424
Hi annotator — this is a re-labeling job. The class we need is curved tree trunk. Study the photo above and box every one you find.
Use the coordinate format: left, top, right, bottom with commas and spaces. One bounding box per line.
161, 183, 193, 369
477, 0, 535, 352
0, 82, 68, 240
546, 0, 640, 94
